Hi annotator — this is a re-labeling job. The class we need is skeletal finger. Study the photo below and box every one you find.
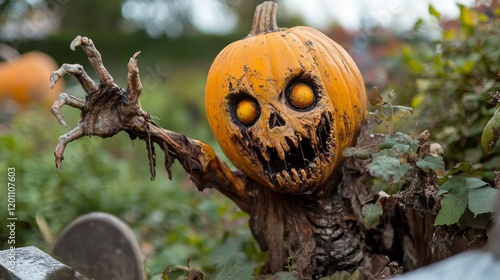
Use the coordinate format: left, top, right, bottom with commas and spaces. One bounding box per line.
127, 51, 143, 104
71, 35, 114, 88
51, 64, 98, 94
51, 93, 85, 127
55, 126, 85, 171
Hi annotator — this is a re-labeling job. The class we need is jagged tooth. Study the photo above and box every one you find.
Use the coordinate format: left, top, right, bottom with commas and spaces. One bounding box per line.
296, 133, 302, 142
318, 157, 324, 166
288, 135, 299, 149
283, 170, 292, 184
282, 138, 291, 153
301, 169, 308, 181
319, 153, 325, 162
309, 129, 319, 150
291, 168, 301, 183
276, 173, 285, 186
277, 145, 286, 160
308, 167, 315, 176
261, 147, 270, 161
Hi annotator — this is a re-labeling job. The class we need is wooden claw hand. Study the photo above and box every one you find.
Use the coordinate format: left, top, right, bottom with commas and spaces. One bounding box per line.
51, 35, 150, 170
50, 36, 250, 210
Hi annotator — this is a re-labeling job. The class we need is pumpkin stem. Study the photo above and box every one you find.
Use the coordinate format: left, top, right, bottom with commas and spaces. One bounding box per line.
248, 1, 279, 36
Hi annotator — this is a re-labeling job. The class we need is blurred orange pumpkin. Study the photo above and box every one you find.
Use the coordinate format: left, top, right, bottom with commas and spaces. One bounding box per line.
0, 51, 64, 114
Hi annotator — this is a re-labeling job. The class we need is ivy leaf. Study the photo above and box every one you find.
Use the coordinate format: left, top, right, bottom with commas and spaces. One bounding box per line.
416, 156, 445, 173
367, 155, 410, 184
324, 269, 364, 280
378, 132, 417, 154
362, 203, 383, 229
481, 105, 500, 155
343, 147, 358, 157
440, 175, 466, 192
468, 187, 499, 216
215, 255, 253, 280
464, 177, 489, 189
459, 4, 476, 27
378, 105, 414, 123
429, 4, 441, 19
434, 192, 468, 225
448, 162, 472, 176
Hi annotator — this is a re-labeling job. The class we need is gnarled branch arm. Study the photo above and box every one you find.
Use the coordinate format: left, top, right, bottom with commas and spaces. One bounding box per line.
51, 35, 253, 211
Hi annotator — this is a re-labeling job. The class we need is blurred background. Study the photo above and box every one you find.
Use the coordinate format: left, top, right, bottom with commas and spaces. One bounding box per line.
0, 0, 499, 278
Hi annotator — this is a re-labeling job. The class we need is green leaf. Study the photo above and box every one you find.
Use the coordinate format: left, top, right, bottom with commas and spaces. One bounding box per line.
343, 147, 358, 157
459, 4, 476, 27
464, 177, 489, 189
379, 105, 414, 123
416, 156, 445, 173
440, 175, 487, 192
321, 269, 364, 280
362, 203, 383, 229
215, 255, 254, 280
469, 187, 499, 216
355, 150, 371, 160
343, 147, 370, 160
440, 175, 468, 192
481, 105, 500, 155
434, 192, 468, 225
377, 132, 418, 156
443, 29, 456, 40
367, 155, 410, 184
429, 4, 441, 19
447, 162, 472, 176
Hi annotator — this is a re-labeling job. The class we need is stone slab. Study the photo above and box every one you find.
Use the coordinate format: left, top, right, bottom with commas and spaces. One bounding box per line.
0, 246, 87, 280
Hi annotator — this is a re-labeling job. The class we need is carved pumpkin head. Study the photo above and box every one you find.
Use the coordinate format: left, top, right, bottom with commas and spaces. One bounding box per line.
205, 1, 366, 194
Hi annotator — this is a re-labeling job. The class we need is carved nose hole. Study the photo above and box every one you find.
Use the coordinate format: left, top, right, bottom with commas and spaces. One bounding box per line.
269, 112, 286, 129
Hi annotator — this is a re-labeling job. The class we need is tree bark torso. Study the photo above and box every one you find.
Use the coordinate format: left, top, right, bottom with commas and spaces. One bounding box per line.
246, 158, 374, 279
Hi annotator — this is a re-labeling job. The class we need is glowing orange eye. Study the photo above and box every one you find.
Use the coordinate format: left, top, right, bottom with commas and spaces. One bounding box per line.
288, 83, 315, 109
236, 99, 259, 125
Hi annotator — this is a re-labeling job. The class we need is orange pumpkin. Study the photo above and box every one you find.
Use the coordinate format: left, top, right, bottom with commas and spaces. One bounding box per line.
0, 51, 64, 109
205, 1, 366, 193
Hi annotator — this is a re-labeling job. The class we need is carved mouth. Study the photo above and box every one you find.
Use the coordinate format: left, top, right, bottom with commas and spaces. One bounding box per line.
253, 112, 333, 192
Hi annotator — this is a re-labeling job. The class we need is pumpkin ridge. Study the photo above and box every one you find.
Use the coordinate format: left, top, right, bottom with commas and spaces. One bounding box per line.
291, 27, 366, 141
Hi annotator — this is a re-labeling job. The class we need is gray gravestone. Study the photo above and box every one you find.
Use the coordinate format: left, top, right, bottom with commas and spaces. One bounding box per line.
0, 246, 87, 280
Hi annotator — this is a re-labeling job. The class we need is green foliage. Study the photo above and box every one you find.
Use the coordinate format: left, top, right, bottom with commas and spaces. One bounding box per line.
367, 154, 410, 185
348, 81, 493, 231
416, 156, 445, 173
481, 101, 500, 155
435, 173, 496, 226
215, 255, 254, 280
0, 73, 261, 279
319, 269, 364, 280
361, 202, 383, 229
392, 4, 500, 182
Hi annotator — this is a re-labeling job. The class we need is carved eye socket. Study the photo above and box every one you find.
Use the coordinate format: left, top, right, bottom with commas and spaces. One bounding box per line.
236, 98, 260, 125
287, 83, 316, 110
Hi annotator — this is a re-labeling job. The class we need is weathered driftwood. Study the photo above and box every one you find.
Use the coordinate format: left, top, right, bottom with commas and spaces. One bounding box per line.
50, 36, 487, 279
